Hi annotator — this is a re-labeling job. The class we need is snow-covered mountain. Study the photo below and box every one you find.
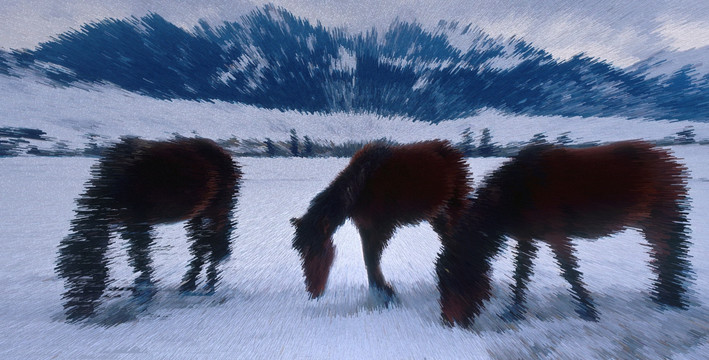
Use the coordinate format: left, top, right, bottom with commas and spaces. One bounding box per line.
3, 5, 708, 122
627, 45, 709, 80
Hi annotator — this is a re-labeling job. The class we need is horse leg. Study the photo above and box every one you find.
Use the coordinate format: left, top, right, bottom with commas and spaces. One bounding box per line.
205, 215, 233, 294
57, 208, 112, 321
202, 183, 235, 295
180, 216, 210, 293
122, 222, 157, 303
183, 198, 234, 295
641, 206, 692, 309
501, 237, 539, 321
358, 225, 397, 304
547, 235, 599, 321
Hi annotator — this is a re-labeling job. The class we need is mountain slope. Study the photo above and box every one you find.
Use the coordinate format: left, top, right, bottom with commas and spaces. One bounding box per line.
4, 5, 709, 122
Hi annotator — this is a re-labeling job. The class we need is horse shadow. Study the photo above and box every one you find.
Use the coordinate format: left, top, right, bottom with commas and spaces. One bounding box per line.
52, 284, 246, 327
299, 276, 705, 335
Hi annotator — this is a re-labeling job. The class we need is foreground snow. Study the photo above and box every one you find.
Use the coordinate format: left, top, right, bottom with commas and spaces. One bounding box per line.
0, 147, 707, 359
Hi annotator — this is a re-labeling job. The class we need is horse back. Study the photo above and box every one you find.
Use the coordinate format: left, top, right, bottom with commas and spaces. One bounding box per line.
101, 137, 239, 223
351, 140, 471, 226
496, 140, 687, 238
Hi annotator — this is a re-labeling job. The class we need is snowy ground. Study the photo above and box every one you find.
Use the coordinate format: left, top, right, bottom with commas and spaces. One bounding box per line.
0, 146, 707, 359
1, 75, 708, 358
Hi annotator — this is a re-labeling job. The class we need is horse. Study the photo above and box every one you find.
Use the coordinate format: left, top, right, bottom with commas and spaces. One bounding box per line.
56, 137, 241, 322
437, 140, 693, 327
290, 140, 472, 303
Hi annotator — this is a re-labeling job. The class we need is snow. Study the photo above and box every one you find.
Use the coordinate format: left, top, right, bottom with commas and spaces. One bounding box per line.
331, 46, 357, 74
0, 147, 708, 359
1, 76, 708, 358
2, 74, 709, 154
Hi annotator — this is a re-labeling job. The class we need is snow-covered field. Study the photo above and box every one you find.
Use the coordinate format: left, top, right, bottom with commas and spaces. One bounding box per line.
2, 74, 709, 152
0, 147, 707, 359
1, 76, 709, 359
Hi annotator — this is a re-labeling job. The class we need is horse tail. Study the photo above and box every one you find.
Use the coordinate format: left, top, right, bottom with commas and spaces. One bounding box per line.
642, 147, 694, 309
202, 140, 242, 262
654, 203, 693, 308
56, 173, 115, 321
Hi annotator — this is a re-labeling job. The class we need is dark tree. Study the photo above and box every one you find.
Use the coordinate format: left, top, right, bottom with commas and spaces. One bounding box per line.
478, 128, 495, 157
290, 129, 300, 157
265, 138, 276, 157
303, 135, 314, 157
458, 127, 474, 157
530, 132, 547, 145
555, 131, 572, 145
676, 126, 695, 144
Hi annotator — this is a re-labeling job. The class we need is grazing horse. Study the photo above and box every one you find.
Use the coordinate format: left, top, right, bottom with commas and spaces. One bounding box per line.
56, 137, 241, 321
438, 140, 693, 327
290, 140, 472, 302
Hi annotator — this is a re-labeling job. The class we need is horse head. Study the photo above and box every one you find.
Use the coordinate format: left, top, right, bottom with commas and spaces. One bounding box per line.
436, 219, 499, 327
290, 216, 336, 298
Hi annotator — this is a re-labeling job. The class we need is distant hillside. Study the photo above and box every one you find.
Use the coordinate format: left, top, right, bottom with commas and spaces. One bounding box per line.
4, 5, 709, 122
627, 46, 709, 80
0, 49, 11, 75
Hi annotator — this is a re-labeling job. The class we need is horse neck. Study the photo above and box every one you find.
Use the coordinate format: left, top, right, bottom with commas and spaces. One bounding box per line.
296, 152, 383, 252
307, 144, 392, 231
304, 173, 356, 234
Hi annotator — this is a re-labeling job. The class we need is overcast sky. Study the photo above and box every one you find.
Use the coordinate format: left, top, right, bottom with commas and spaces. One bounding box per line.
1, 0, 708, 67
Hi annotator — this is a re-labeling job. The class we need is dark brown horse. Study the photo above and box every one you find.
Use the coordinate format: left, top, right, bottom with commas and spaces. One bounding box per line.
438, 140, 693, 327
56, 137, 241, 321
290, 140, 472, 303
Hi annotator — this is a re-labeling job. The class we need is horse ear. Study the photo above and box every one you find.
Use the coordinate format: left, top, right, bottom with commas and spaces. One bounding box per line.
290, 217, 301, 227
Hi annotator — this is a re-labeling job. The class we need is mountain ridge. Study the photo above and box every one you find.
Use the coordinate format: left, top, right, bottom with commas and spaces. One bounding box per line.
2, 5, 708, 122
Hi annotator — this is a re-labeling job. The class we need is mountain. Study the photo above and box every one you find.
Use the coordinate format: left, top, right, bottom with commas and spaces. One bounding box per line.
626, 46, 709, 121
627, 46, 709, 80
4, 5, 709, 122
0, 49, 11, 75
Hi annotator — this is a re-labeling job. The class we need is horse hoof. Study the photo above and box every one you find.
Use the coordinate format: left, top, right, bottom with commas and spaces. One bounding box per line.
180, 291, 212, 297
132, 281, 157, 305
499, 305, 526, 322
576, 307, 600, 322
202, 284, 216, 296
65, 305, 96, 322
132, 291, 156, 306
179, 280, 197, 294
383, 294, 401, 308
370, 286, 399, 307
441, 312, 473, 328
652, 293, 688, 310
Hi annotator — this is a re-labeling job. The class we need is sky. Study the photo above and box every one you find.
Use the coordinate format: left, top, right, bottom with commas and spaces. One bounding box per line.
1, 0, 708, 68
